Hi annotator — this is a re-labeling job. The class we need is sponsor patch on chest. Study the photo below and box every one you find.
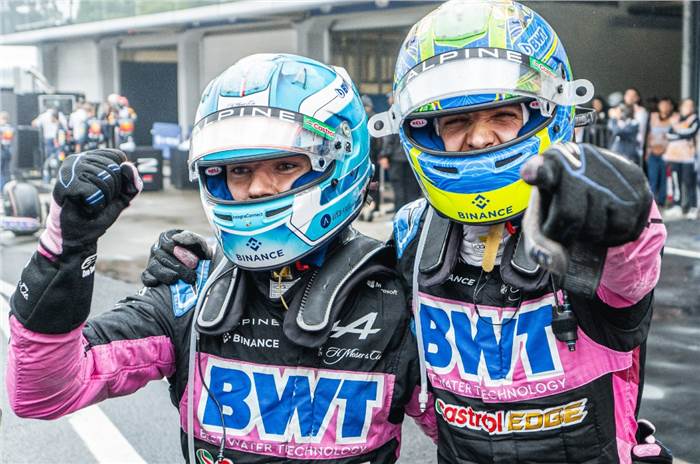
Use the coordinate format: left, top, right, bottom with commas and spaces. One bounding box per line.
436, 398, 588, 435
195, 356, 392, 448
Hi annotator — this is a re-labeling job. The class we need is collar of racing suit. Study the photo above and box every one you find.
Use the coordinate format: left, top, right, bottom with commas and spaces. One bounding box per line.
459, 223, 510, 267
195, 227, 397, 349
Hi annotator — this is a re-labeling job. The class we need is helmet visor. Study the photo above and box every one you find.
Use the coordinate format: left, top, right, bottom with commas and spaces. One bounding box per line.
189, 106, 351, 176
369, 47, 593, 137
198, 153, 329, 203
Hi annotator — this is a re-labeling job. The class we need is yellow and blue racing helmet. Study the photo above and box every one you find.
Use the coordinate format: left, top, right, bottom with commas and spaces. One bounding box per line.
369, 0, 594, 224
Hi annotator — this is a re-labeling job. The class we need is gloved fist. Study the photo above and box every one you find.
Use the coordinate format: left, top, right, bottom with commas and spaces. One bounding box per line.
521, 143, 652, 247
141, 229, 212, 286
40, 149, 142, 258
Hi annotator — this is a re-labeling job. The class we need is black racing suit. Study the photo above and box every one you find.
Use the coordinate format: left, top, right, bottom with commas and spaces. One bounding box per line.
8, 230, 436, 463
392, 199, 666, 464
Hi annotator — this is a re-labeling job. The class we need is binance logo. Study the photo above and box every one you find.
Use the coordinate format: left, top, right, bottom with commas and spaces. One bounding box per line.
246, 238, 262, 251
472, 195, 490, 210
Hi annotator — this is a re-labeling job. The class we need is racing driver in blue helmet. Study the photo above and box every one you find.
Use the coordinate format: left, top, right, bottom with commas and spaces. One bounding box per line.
7, 54, 437, 463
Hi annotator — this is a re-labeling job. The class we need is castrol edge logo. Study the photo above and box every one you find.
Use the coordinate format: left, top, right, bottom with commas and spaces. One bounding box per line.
435, 398, 588, 435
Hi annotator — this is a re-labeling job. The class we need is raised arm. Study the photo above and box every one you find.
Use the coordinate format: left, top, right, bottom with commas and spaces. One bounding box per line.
5, 150, 178, 419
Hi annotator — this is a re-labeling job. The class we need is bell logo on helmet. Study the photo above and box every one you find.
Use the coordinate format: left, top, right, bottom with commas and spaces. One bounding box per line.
246, 238, 262, 251
335, 80, 350, 98
205, 166, 222, 176
471, 195, 490, 210
409, 119, 428, 128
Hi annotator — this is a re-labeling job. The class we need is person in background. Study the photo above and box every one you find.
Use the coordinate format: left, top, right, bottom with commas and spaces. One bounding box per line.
69, 102, 89, 154
624, 87, 649, 162
608, 102, 640, 164
379, 93, 422, 211
576, 95, 609, 147
32, 106, 68, 183
362, 94, 384, 218
645, 97, 677, 208
665, 98, 698, 219
0, 111, 14, 192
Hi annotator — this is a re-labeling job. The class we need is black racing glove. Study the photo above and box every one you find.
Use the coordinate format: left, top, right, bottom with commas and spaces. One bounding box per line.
521, 142, 652, 247
632, 419, 673, 463
141, 229, 212, 286
12, 149, 142, 334
40, 149, 142, 258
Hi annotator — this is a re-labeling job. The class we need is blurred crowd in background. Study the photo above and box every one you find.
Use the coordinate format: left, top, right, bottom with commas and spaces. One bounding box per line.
0, 93, 137, 191
2, 86, 698, 223
576, 87, 699, 221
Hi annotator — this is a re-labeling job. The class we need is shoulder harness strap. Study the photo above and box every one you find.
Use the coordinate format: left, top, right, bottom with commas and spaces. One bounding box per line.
283, 228, 395, 348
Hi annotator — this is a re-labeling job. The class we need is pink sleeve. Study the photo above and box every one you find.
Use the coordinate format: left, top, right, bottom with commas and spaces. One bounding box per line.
404, 386, 438, 444
7, 316, 175, 419
596, 202, 667, 308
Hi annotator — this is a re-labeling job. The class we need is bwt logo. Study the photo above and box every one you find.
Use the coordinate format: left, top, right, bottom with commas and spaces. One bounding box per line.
246, 238, 262, 251
199, 360, 386, 444
471, 195, 490, 210
419, 295, 563, 385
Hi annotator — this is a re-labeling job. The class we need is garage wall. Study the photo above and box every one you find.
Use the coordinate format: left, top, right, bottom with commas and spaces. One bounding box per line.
530, 2, 682, 103
201, 28, 297, 88
53, 40, 101, 100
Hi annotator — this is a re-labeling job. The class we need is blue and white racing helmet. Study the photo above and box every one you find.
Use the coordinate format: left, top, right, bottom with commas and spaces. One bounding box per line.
189, 54, 372, 271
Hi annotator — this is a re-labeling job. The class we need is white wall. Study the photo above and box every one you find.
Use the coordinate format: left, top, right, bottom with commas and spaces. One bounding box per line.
201, 28, 297, 88
54, 39, 101, 100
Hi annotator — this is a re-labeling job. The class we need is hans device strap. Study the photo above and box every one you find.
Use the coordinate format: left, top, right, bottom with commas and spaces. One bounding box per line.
195, 254, 239, 336
194, 230, 397, 346
416, 207, 460, 288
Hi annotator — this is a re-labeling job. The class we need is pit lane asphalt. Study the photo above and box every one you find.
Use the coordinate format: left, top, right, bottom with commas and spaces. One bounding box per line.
1, 216, 698, 464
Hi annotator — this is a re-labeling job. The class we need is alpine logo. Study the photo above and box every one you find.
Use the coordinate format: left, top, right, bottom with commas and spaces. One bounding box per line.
81, 254, 97, 278
320, 214, 332, 228
435, 398, 587, 435
330, 312, 381, 340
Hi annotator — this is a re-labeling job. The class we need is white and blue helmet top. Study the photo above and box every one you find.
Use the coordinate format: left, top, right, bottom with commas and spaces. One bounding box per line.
190, 54, 372, 270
